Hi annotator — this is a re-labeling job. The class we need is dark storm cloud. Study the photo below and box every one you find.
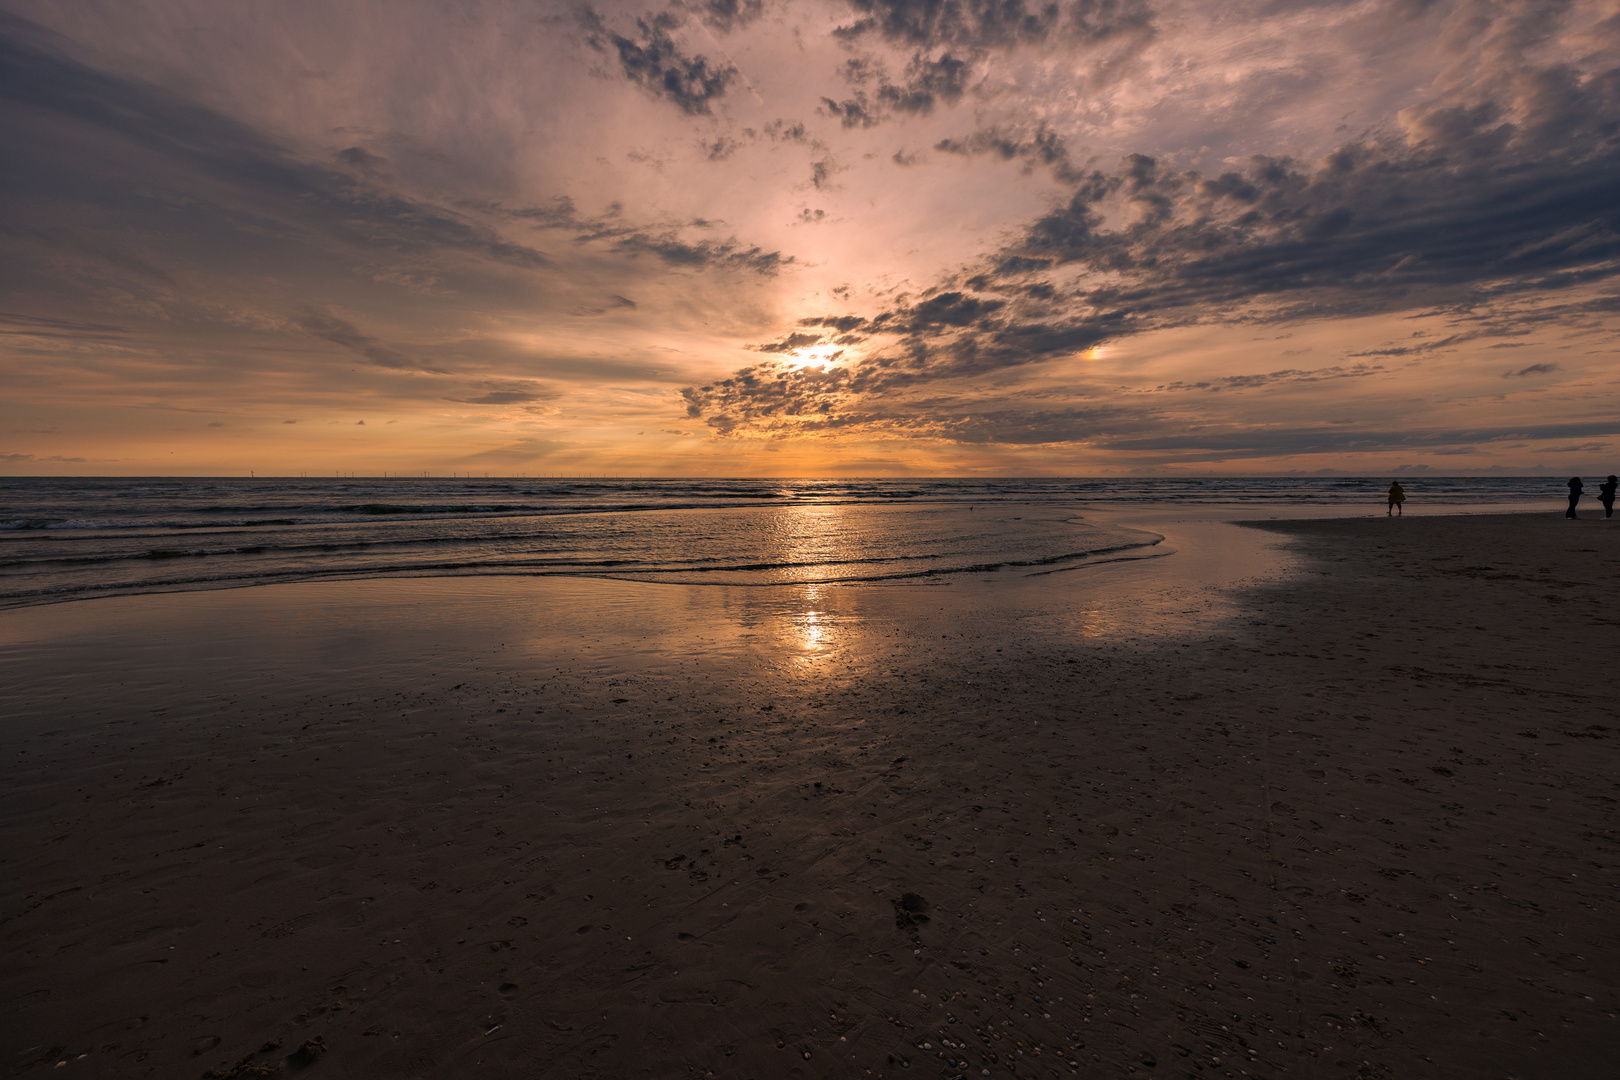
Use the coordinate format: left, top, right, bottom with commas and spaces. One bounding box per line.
583, 9, 737, 115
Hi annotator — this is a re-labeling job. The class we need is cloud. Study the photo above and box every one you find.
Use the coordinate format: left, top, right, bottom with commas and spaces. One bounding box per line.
454, 438, 570, 464
297, 311, 441, 373
934, 125, 1083, 183
1145, 364, 1389, 393
492, 196, 791, 276
1095, 422, 1620, 462
1504, 362, 1559, 377
701, 135, 741, 160
584, 9, 737, 115
1537, 441, 1610, 454
561, 293, 640, 317
834, 0, 1155, 51
672, 404, 1615, 458
0, 451, 87, 462
821, 51, 974, 127
685, 13, 1620, 443
334, 145, 391, 177
7, 0, 1619, 473
822, 0, 1156, 127
1002, 147, 1620, 322
755, 331, 827, 353
0, 17, 556, 287
608, 232, 788, 273
447, 382, 559, 405
0, 311, 128, 339
693, 0, 763, 34
798, 314, 867, 332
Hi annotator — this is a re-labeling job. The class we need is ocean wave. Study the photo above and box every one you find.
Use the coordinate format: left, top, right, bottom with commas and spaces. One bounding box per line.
0, 475, 1562, 610
0, 536, 1167, 609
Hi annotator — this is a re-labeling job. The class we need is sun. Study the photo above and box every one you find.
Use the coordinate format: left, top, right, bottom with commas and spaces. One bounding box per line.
789, 344, 843, 369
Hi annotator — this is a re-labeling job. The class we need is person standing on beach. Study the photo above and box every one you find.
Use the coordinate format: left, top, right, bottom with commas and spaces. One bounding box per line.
1600, 475, 1617, 519
1566, 476, 1584, 518
1387, 481, 1405, 516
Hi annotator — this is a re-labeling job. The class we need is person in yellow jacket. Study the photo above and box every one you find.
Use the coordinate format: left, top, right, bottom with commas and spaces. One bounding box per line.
1387, 480, 1405, 516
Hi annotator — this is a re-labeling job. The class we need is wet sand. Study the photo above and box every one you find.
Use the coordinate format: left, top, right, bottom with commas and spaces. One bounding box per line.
1, 509, 1616, 1078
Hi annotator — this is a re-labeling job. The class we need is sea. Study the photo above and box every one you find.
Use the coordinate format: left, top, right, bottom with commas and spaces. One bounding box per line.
0, 476, 1564, 609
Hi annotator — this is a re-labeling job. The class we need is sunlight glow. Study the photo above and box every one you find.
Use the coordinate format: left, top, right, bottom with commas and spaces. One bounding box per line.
789, 344, 843, 369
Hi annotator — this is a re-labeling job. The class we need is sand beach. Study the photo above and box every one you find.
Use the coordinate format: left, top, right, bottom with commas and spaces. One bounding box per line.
1, 509, 1616, 1079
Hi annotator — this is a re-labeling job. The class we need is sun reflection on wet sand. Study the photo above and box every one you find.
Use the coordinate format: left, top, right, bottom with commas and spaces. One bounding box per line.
793, 585, 826, 655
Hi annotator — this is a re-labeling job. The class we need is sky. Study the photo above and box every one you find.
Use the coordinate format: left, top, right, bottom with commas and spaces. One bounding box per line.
2, 0, 1617, 477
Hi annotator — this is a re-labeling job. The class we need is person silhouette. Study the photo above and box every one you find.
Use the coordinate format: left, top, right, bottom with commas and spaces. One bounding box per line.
1600, 475, 1617, 520
1387, 481, 1405, 516
1566, 476, 1584, 519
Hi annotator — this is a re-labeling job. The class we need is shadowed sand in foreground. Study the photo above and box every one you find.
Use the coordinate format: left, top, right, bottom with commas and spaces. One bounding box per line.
0, 511, 1615, 1078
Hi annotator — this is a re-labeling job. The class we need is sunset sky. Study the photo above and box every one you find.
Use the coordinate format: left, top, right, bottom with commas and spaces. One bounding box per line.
2, 0, 1617, 476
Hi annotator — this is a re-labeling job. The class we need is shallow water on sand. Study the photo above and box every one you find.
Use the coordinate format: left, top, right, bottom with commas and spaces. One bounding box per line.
0, 476, 1561, 608
0, 501, 1361, 733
